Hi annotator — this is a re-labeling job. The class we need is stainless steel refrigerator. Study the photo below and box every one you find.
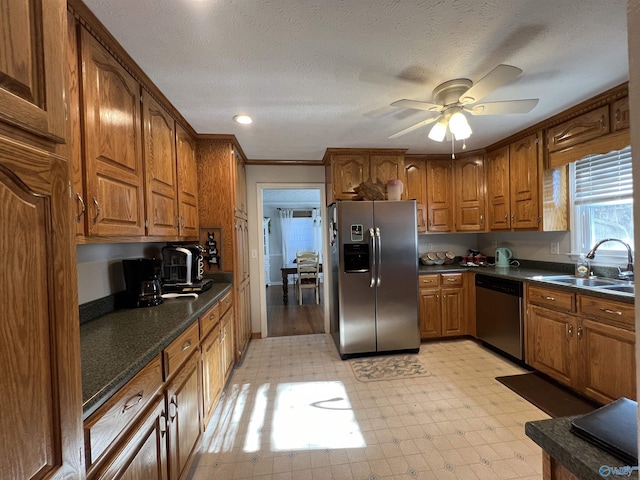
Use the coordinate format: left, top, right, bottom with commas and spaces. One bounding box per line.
328, 200, 419, 359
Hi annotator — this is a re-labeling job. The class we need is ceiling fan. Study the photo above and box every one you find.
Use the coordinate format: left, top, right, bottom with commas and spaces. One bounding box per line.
388, 64, 539, 142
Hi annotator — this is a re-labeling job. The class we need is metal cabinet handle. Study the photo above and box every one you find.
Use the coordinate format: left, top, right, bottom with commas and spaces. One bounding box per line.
504, 214, 508, 223
168, 399, 177, 421
600, 308, 622, 316
122, 391, 143, 412
567, 323, 574, 338
600, 115, 605, 128
480, 214, 484, 225
446, 278, 456, 282
544, 296, 556, 301
181, 340, 192, 351
422, 279, 433, 284
76, 193, 85, 222
159, 411, 167, 436
577, 326, 583, 339
92, 197, 101, 224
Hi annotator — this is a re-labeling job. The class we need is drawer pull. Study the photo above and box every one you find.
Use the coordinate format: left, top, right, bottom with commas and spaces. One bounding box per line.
446, 278, 456, 282
600, 308, 622, 316
422, 279, 433, 283
544, 296, 556, 301
181, 340, 192, 351
122, 392, 143, 412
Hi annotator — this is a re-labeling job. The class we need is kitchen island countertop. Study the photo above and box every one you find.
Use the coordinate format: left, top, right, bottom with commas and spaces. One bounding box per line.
80, 282, 232, 419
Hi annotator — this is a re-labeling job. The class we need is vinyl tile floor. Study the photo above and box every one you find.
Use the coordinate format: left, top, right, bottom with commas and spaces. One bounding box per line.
187, 336, 548, 480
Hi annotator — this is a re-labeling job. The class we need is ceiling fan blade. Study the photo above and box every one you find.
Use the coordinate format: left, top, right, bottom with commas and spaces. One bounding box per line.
391, 99, 442, 112
467, 99, 539, 115
388, 116, 439, 139
459, 65, 523, 105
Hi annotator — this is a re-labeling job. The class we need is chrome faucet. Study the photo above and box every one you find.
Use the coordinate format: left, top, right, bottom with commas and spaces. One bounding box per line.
585, 238, 634, 280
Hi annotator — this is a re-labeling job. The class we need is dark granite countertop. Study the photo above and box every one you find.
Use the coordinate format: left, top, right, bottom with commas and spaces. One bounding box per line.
526, 416, 638, 479
80, 283, 232, 419
419, 264, 634, 304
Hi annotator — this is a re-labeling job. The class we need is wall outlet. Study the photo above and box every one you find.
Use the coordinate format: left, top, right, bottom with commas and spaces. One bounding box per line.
550, 242, 560, 255
427, 242, 433, 251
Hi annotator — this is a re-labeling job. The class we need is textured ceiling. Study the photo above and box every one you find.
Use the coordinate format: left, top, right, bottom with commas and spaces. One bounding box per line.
82, 0, 628, 161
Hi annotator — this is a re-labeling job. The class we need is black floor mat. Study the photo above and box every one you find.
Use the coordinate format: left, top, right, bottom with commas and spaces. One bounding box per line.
496, 372, 600, 418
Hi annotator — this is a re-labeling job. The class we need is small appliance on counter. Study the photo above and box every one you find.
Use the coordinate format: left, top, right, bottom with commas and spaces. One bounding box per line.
161, 244, 213, 294
122, 258, 163, 308
495, 247, 513, 267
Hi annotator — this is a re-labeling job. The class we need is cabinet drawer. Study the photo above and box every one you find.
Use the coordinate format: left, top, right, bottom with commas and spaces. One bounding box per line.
84, 355, 163, 469
441, 273, 463, 287
199, 301, 220, 338
219, 290, 233, 316
578, 295, 635, 329
164, 321, 200, 379
419, 275, 440, 288
528, 285, 575, 312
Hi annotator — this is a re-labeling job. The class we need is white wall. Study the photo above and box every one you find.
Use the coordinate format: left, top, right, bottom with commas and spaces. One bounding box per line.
76, 242, 164, 304
245, 164, 326, 336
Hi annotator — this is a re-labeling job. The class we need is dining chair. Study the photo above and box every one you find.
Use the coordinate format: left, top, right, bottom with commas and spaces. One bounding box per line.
295, 251, 320, 305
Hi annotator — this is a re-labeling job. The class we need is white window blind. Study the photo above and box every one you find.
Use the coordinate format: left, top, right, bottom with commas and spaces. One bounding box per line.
574, 146, 633, 205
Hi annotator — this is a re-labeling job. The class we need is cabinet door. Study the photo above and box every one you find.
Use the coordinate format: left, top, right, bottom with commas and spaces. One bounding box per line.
166, 354, 201, 480
369, 153, 404, 189
235, 152, 247, 217
0, 0, 66, 139
419, 289, 441, 338
201, 325, 222, 428
547, 106, 610, 152
426, 160, 453, 232
578, 319, 636, 404
528, 306, 576, 387
612, 97, 630, 131
90, 397, 168, 480
454, 155, 485, 232
81, 29, 145, 236
221, 309, 235, 380
0, 145, 83, 479
143, 90, 178, 237
331, 154, 370, 200
176, 124, 199, 238
486, 146, 510, 230
404, 158, 427, 232
441, 287, 464, 336
509, 134, 540, 230
66, 11, 87, 237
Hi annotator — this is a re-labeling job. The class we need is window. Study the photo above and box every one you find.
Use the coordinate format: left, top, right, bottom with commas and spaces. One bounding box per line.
570, 146, 634, 264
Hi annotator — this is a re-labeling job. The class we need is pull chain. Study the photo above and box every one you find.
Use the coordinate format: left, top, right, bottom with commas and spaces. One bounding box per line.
451, 135, 455, 159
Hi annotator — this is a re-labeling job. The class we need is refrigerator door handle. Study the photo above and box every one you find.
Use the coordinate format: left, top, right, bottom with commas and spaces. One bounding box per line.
369, 228, 376, 287
375, 227, 382, 286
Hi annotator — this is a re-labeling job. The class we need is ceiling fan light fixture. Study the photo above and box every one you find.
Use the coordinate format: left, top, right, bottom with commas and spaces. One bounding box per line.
428, 119, 447, 142
449, 110, 472, 140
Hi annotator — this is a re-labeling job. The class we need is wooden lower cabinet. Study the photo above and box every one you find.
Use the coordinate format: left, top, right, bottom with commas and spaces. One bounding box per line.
419, 273, 466, 339
526, 285, 635, 404
201, 324, 223, 428
87, 397, 168, 480
166, 353, 201, 480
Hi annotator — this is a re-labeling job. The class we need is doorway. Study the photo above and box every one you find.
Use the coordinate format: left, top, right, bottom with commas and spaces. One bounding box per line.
257, 184, 329, 338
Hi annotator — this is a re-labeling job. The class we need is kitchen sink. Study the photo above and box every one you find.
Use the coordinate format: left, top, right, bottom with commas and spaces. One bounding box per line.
597, 284, 635, 294
533, 275, 621, 287
530, 274, 634, 295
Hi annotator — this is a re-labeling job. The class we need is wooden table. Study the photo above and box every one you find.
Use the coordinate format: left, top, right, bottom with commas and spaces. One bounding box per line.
281, 264, 322, 304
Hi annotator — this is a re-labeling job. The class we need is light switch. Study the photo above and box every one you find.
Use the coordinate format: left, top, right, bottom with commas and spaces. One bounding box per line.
251, 249, 258, 259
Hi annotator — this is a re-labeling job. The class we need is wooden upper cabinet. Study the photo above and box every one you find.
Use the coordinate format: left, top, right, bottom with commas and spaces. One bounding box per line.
369, 153, 404, 191
404, 157, 427, 233
176, 124, 199, 238
547, 105, 609, 153
509, 134, 540, 230
80, 28, 145, 236
486, 146, 510, 230
426, 159, 453, 232
612, 97, 630, 132
454, 154, 485, 232
143, 90, 178, 237
0, 0, 67, 140
235, 150, 248, 218
330, 153, 370, 201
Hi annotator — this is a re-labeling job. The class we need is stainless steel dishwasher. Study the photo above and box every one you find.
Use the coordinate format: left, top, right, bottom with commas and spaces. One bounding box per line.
475, 274, 524, 360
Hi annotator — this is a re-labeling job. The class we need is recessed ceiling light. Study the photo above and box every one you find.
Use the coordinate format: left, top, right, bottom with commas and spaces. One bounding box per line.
233, 114, 253, 125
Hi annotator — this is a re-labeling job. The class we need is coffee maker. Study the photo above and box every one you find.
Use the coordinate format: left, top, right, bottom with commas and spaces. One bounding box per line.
122, 258, 163, 307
